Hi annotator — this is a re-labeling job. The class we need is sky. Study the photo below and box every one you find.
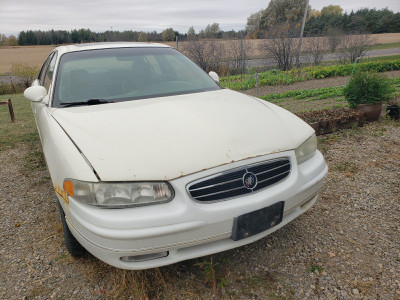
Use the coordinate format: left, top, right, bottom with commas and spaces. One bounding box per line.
1, 0, 400, 36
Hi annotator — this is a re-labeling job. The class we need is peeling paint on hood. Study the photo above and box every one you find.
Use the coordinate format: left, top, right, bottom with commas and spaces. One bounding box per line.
52, 89, 313, 181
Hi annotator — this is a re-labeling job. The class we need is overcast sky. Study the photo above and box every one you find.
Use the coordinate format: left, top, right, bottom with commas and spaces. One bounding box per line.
1, 0, 399, 36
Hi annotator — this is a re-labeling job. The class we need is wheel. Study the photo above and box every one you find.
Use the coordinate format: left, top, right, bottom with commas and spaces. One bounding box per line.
56, 200, 86, 257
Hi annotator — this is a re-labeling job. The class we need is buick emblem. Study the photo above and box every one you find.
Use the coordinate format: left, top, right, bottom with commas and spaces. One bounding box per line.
243, 172, 257, 190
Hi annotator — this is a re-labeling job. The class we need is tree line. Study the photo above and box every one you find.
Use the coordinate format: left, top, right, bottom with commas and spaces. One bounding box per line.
305, 8, 400, 36
246, 1, 400, 38
13, 23, 244, 46
17, 29, 164, 46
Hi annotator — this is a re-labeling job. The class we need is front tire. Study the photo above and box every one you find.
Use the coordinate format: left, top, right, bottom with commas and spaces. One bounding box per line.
56, 200, 86, 257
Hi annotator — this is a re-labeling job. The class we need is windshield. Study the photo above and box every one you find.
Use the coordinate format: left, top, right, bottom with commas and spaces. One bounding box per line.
53, 47, 220, 107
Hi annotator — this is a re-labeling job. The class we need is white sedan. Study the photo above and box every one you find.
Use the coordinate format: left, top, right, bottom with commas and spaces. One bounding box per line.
24, 42, 327, 270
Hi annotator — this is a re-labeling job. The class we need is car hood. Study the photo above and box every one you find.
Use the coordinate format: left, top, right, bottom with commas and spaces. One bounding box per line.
52, 89, 313, 181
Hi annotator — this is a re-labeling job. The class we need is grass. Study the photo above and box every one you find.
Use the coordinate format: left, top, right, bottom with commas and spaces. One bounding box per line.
0, 93, 46, 173
367, 42, 400, 51
261, 86, 345, 102
259, 86, 347, 113
0, 93, 38, 151
367, 54, 400, 62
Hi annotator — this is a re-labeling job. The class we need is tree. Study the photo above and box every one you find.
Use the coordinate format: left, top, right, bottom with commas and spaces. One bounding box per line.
246, 10, 264, 34
138, 32, 148, 42
202, 23, 221, 39
0, 34, 18, 46
7, 35, 18, 46
26, 30, 37, 45
321, 5, 343, 16
308, 9, 321, 19
305, 36, 327, 65
181, 40, 224, 72
325, 27, 345, 52
227, 38, 249, 74
260, 23, 297, 70
162, 28, 175, 41
259, 0, 308, 30
187, 26, 196, 41
0, 34, 6, 45
337, 33, 373, 64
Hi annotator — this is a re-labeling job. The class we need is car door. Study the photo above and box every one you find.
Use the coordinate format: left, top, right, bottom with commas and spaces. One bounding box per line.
29, 51, 98, 186
31, 52, 61, 177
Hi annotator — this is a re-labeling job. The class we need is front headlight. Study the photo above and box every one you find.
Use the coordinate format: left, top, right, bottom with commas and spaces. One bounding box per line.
295, 133, 317, 164
63, 180, 174, 208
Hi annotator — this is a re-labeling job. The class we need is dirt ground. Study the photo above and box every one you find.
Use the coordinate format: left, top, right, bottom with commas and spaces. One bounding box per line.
1, 32, 399, 75
0, 59, 400, 299
1, 111, 399, 298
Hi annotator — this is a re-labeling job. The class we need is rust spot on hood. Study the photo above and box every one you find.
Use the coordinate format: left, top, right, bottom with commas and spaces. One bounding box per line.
54, 185, 69, 204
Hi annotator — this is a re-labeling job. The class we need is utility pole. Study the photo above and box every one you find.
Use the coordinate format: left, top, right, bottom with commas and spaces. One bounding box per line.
295, 0, 309, 67
240, 32, 244, 82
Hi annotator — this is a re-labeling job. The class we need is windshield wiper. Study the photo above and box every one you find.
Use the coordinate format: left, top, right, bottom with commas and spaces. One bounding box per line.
60, 99, 111, 107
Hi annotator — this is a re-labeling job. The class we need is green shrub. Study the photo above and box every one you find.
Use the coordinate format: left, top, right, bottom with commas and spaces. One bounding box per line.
0, 82, 25, 95
304, 60, 400, 79
11, 63, 40, 88
343, 72, 395, 109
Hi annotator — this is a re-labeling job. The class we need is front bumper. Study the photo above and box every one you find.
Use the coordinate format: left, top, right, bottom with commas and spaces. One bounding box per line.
59, 150, 328, 270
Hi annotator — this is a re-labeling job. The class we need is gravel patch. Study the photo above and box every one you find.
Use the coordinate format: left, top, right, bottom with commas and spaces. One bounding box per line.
0, 75, 24, 85
1, 121, 399, 299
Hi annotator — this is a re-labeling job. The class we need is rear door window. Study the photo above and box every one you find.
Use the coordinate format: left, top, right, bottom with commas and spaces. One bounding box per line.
43, 53, 57, 91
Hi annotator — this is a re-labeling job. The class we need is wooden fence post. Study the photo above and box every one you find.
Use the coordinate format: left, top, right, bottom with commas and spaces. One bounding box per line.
8, 99, 15, 122
0, 99, 15, 122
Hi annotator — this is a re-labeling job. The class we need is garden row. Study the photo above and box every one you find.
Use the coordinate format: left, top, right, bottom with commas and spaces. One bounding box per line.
220, 59, 400, 91
259, 75, 400, 135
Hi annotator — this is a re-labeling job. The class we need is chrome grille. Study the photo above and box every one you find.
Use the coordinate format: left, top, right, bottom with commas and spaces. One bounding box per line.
187, 158, 291, 202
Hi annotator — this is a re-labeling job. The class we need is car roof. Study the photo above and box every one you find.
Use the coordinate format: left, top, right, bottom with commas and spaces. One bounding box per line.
54, 42, 171, 56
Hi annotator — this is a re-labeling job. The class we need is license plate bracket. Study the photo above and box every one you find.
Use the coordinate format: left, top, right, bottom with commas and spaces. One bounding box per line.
230, 201, 284, 241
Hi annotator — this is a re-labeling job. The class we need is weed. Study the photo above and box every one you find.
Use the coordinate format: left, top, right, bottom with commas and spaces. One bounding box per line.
56, 251, 68, 261
22, 143, 46, 175
319, 145, 330, 154
111, 268, 168, 299
307, 264, 323, 273
29, 284, 48, 298
332, 161, 358, 174
195, 256, 229, 292
247, 273, 275, 287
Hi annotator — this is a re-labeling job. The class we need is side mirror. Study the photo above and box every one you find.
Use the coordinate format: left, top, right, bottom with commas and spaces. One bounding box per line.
24, 86, 48, 102
208, 71, 219, 84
